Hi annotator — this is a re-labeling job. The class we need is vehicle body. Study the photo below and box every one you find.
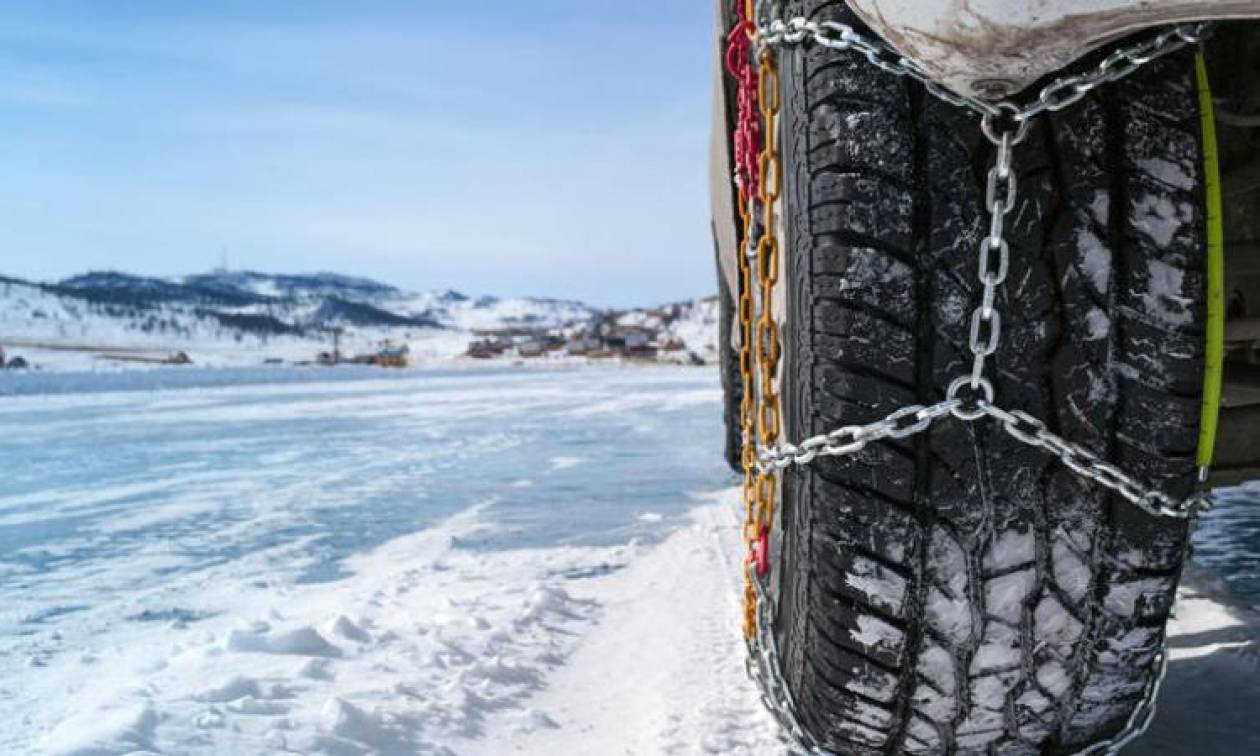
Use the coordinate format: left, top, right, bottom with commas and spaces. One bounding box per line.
846, 0, 1260, 99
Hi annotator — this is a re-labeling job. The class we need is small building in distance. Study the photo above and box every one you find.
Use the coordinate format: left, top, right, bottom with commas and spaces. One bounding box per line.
565, 334, 602, 356
319, 339, 409, 367
373, 343, 409, 367
602, 325, 656, 359
466, 338, 507, 359
463, 313, 688, 362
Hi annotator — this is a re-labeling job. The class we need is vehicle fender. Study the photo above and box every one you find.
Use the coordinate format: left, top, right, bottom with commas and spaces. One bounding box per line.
848, 0, 1260, 99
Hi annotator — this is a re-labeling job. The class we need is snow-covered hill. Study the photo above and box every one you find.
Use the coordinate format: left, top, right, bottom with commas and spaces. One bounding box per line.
0, 271, 718, 371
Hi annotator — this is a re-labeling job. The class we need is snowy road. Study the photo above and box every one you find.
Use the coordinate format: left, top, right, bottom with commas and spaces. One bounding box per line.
2, 365, 1258, 754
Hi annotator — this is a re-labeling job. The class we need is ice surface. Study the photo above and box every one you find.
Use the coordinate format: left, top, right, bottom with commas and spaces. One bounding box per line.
0, 366, 755, 753
1, 367, 1257, 754
1190, 482, 1260, 608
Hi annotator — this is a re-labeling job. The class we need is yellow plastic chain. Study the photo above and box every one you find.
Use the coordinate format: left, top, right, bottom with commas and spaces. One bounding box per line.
739, 8, 784, 639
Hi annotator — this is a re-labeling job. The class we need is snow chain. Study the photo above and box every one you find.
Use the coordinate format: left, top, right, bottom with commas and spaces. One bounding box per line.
727, 2, 1215, 753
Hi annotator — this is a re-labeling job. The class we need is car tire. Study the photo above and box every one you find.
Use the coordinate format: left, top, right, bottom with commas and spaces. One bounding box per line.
772, 2, 1209, 753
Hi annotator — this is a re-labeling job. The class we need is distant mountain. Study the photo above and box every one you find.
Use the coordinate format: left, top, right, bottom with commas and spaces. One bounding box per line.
308, 296, 442, 329
57, 271, 269, 307
182, 270, 398, 301
0, 269, 718, 370
22, 269, 598, 333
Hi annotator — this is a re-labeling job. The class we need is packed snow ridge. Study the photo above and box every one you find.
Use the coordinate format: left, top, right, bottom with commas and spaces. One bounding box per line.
0, 270, 719, 371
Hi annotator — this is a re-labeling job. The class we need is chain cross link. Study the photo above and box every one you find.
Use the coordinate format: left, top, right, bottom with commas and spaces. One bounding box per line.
755, 15, 1210, 123
754, 94, 1209, 523
751, 10, 1214, 521
744, 568, 1173, 756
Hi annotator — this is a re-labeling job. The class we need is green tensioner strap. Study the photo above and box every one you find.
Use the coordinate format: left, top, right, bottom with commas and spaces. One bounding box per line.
1195, 52, 1225, 471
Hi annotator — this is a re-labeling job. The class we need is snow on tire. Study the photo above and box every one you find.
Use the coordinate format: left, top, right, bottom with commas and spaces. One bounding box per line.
771, 2, 1207, 753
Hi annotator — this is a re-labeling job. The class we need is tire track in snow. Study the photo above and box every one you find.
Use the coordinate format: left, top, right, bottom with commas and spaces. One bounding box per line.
464, 490, 785, 755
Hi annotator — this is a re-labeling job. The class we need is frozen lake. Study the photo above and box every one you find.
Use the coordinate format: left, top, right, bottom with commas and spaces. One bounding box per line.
0, 366, 737, 753
0, 365, 726, 601
1, 364, 1257, 754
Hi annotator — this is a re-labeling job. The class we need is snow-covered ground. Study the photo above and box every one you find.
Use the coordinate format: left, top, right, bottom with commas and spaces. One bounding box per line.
2, 366, 1258, 755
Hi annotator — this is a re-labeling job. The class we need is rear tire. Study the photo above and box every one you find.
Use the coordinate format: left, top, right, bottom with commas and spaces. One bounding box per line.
774, 3, 1208, 753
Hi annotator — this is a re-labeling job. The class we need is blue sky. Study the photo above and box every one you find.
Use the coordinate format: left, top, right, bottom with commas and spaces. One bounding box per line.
0, 1, 715, 307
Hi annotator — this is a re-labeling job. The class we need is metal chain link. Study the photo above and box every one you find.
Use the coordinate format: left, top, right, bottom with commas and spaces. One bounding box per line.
727, 0, 764, 640
757, 399, 960, 470
744, 568, 1174, 756
755, 15, 1210, 123
746, 573, 827, 755
731, 3, 1216, 754
751, 7, 1214, 520
728, 0, 790, 642
758, 393, 1213, 519
982, 403, 1213, 519
754, 100, 1211, 520
742, 25, 786, 640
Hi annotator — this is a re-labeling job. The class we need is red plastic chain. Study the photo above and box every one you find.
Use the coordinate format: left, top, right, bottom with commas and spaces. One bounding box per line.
753, 526, 769, 577
725, 1, 760, 198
